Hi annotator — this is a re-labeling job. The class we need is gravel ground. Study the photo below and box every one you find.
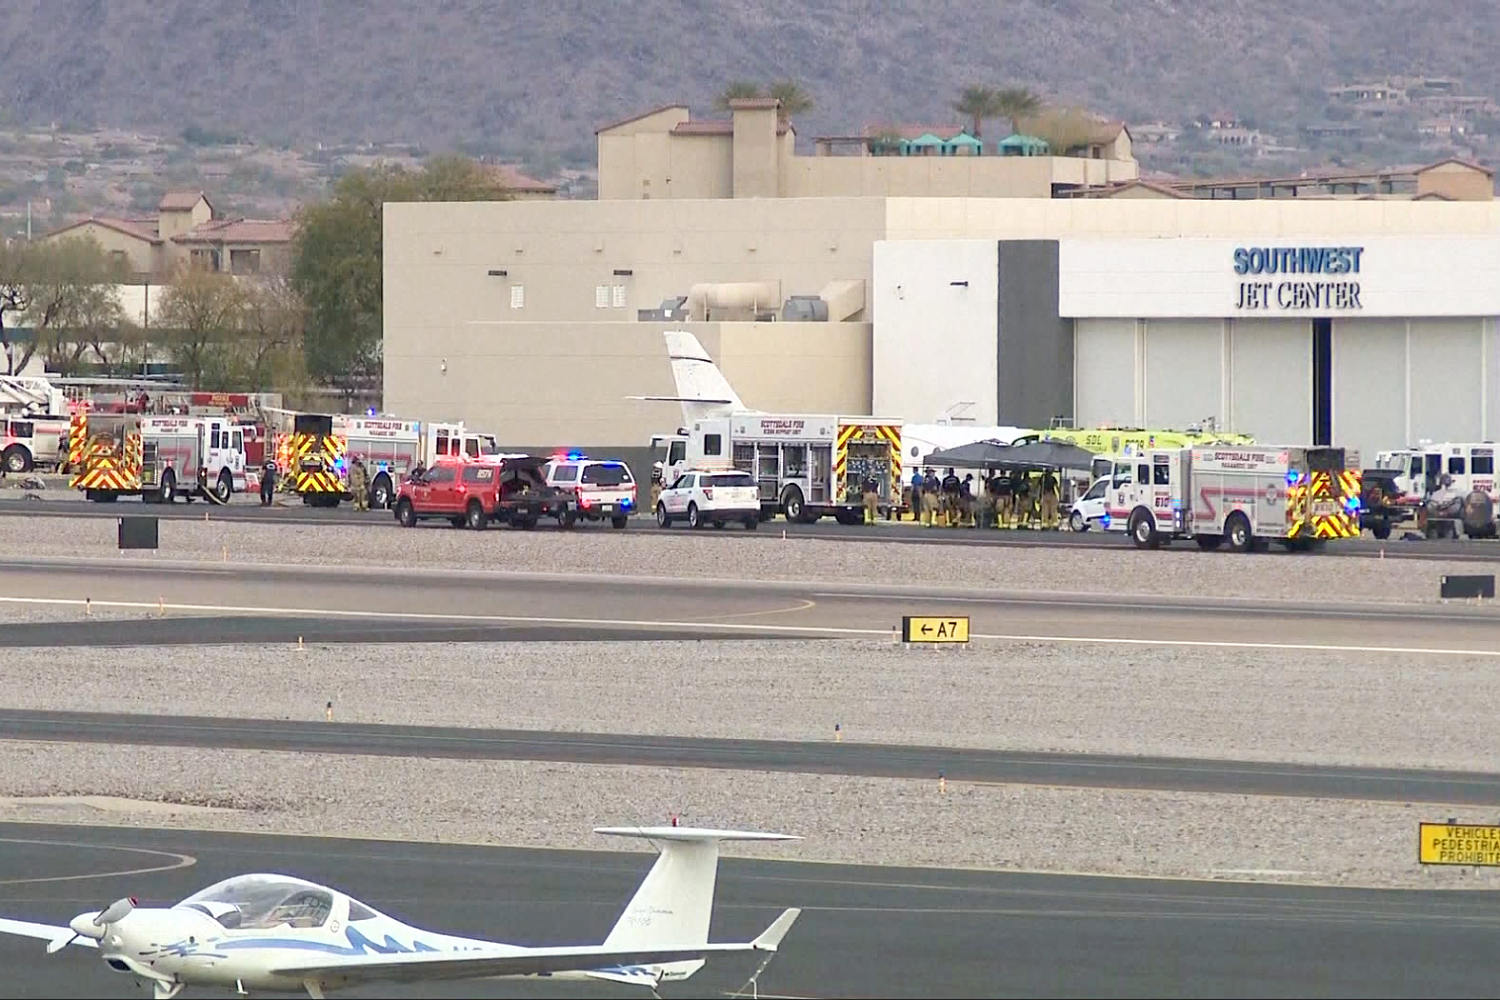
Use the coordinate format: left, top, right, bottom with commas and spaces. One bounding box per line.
0, 741, 1487, 889
0, 515, 1482, 605
2, 638, 1497, 772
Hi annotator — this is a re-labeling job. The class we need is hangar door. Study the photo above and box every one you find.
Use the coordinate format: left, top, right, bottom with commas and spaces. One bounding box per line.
1142, 319, 1223, 430
1073, 318, 1136, 427
1228, 319, 1310, 445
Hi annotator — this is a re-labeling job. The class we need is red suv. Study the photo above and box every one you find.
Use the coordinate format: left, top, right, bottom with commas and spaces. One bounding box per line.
393, 456, 576, 530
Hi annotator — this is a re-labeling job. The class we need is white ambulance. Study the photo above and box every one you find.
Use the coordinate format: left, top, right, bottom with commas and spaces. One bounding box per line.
1374, 443, 1496, 503
1104, 445, 1360, 552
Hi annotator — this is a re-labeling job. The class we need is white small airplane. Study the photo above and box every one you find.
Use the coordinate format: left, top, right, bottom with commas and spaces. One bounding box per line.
0, 826, 801, 999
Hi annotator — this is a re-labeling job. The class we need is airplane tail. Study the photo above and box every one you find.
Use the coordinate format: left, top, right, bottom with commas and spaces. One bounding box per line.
594, 826, 798, 982
627, 331, 752, 428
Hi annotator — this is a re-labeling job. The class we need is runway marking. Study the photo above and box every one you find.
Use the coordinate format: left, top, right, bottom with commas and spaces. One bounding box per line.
811, 591, 1500, 624
0, 838, 195, 885
1, 595, 1498, 657
691, 598, 818, 622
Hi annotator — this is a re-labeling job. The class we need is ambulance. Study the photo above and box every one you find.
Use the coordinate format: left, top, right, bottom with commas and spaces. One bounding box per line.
1104, 445, 1360, 551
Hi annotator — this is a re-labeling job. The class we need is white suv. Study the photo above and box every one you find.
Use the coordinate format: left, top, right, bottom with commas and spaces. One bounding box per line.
656, 468, 761, 530
543, 456, 637, 528
1069, 473, 1130, 532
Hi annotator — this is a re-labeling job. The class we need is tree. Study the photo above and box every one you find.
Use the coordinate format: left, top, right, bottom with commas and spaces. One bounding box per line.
994, 87, 1043, 137
0, 236, 127, 375
714, 80, 812, 122
1021, 106, 1101, 156
239, 277, 305, 392
714, 81, 763, 112
953, 85, 1002, 138
290, 156, 511, 393
156, 266, 248, 388
766, 80, 812, 122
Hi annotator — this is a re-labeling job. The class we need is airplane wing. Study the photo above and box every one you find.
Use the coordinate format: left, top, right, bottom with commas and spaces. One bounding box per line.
0, 917, 98, 949
273, 908, 799, 987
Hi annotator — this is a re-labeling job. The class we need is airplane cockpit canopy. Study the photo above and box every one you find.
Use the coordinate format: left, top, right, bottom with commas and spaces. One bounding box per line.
178, 875, 336, 930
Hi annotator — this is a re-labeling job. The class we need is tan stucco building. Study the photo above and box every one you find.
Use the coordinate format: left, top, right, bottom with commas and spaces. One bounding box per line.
383, 100, 1500, 460
41, 191, 296, 280
384, 195, 1500, 453
595, 100, 1139, 201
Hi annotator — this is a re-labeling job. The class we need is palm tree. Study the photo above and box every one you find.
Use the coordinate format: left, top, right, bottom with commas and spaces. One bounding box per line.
767, 80, 813, 122
994, 87, 1044, 137
714, 81, 763, 112
953, 84, 1001, 138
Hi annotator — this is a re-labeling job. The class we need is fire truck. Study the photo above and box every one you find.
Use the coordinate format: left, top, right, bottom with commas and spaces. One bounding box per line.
1104, 445, 1360, 552
0, 375, 72, 472
274, 412, 501, 508
69, 411, 248, 503
1013, 424, 1258, 454
655, 412, 904, 523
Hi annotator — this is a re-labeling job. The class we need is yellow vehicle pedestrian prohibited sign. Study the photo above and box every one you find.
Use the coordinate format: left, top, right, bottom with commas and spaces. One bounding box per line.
1418, 823, 1500, 866
900, 616, 970, 643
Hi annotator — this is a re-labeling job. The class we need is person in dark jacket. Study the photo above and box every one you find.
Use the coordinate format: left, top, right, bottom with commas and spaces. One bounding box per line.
259, 459, 278, 507
940, 468, 961, 526
862, 471, 881, 524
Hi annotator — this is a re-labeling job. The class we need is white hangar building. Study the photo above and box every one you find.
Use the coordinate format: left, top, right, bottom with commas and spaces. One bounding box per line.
874, 234, 1500, 461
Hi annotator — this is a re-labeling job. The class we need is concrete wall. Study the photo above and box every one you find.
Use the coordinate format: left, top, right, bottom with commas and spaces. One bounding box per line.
871, 239, 999, 423
384, 198, 887, 329
384, 197, 1500, 454
383, 319, 869, 449
884, 197, 1500, 240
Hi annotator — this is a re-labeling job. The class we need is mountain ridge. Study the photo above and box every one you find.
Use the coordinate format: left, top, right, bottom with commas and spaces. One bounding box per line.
2, 1, 1495, 168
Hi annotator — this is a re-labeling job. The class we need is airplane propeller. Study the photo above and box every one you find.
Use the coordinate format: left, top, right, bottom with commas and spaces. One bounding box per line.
46, 896, 136, 953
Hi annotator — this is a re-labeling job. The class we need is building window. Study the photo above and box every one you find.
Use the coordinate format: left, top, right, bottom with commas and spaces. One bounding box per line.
510, 285, 525, 309
190, 248, 221, 271
229, 248, 261, 274
611, 284, 627, 308
109, 250, 128, 267
595, 285, 610, 309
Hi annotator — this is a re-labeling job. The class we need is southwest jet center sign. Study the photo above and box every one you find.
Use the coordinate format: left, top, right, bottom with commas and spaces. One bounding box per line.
1057, 236, 1500, 318
1232, 245, 1363, 311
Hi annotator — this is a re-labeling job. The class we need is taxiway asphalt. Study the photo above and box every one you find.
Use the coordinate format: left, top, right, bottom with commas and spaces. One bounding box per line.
1, 556, 1497, 655
2, 496, 1492, 561
3, 709, 1497, 806
1, 822, 1497, 998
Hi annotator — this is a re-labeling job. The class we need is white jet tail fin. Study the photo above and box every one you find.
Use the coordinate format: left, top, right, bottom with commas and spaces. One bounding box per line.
661, 331, 749, 423
594, 826, 799, 982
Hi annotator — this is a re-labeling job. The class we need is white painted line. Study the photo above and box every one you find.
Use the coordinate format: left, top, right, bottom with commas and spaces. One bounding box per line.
811, 591, 1497, 623
969, 631, 1500, 658
0, 595, 879, 638
2, 595, 1498, 657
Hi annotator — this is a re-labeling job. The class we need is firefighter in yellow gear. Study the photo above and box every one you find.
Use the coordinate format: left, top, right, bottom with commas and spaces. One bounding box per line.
1009, 470, 1029, 528
920, 469, 939, 526
861, 472, 880, 525
939, 468, 961, 526
1039, 467, 1061, 529
349, 457, 370, 511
